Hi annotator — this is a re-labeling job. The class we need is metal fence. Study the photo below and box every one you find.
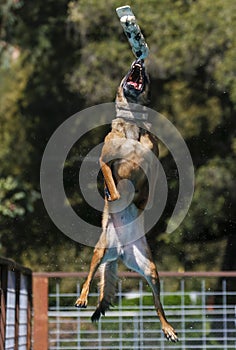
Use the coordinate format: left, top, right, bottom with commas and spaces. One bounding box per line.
0, 257, 32, 350
41, 271, 236, 350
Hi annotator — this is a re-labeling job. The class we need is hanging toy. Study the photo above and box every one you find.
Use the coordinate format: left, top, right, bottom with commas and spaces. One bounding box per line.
116, 5, 149, 60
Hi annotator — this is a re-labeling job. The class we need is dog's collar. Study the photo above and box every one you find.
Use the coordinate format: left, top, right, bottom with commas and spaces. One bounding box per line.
116, 102, 148, 121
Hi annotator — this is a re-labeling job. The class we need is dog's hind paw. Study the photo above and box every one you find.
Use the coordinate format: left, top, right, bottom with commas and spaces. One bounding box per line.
74, 297, 88, 309
162, 324, 178, 342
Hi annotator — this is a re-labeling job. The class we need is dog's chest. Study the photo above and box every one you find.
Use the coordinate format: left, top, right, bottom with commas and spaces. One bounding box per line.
112, 138, 151, 180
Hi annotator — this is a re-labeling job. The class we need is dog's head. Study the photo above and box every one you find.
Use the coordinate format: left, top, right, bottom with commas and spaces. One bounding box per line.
116, 59, 150, 105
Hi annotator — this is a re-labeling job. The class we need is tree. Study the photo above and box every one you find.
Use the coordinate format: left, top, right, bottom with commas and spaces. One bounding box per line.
0, 0, 235, 277
0, 0, 84, 270
67, 0, 236, 273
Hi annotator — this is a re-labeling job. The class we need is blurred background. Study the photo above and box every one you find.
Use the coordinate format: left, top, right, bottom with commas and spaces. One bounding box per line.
0, 0, 235, 280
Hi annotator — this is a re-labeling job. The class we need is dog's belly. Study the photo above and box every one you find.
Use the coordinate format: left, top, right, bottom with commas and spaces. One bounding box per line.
106, 202, 144, 247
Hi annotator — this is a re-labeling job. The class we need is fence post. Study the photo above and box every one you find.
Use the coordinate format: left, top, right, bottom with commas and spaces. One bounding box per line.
0, 288, 6, 349
33, 276, 48, 350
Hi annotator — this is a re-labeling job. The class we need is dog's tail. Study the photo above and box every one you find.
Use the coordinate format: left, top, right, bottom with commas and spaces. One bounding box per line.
91, 260, 118, 322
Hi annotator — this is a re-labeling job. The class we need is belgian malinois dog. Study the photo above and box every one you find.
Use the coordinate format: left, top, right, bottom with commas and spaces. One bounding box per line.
75, 60, 178, 342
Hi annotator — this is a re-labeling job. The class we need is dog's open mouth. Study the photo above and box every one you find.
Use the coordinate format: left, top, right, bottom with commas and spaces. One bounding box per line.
122, 60, 147, 100
126, 61, 144, 91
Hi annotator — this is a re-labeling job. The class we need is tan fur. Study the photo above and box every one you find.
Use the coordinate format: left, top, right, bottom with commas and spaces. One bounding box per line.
75, 65, 178, 342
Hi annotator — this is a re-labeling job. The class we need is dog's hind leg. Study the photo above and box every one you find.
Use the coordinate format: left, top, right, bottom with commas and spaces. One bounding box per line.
75, 202, 119, 311
75, 244, 106, 308
122, 237, 178, 342
75, 214, 109, 309
91, 260, 118, 322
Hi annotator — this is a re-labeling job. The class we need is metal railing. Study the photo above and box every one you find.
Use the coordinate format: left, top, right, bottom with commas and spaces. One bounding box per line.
0, 257, 32, 350
36, 271, 236, 350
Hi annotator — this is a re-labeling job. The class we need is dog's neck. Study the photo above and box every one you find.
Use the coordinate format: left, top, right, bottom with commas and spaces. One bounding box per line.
111, 118, 152, 143
115, 100, 151, 136
115, 83, 149, 122
116, 101, 148, 121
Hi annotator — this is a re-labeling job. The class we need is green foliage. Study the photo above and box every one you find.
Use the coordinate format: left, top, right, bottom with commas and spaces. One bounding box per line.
66, 40, 131, 104
0, 176, 40, 219
0, 0, 235, 273
0, 0, 24, 67
0, 56, 33, 175
177, 156, 236, 240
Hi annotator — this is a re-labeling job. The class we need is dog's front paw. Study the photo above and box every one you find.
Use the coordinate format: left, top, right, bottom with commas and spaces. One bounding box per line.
105, 187, 120, 201
108, 192, 120, 201
162, 324, 178, 342
75, 297, 88, 308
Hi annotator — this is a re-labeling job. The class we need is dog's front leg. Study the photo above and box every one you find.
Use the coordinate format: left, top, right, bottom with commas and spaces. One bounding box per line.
75, 245, 106, 308
99, 157, 120, 201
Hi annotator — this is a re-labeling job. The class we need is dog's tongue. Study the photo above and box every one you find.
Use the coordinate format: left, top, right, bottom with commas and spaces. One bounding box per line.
127, 81, 142, 90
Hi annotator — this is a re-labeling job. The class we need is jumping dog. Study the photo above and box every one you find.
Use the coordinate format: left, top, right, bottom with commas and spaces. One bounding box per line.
75, 60, 178, 342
